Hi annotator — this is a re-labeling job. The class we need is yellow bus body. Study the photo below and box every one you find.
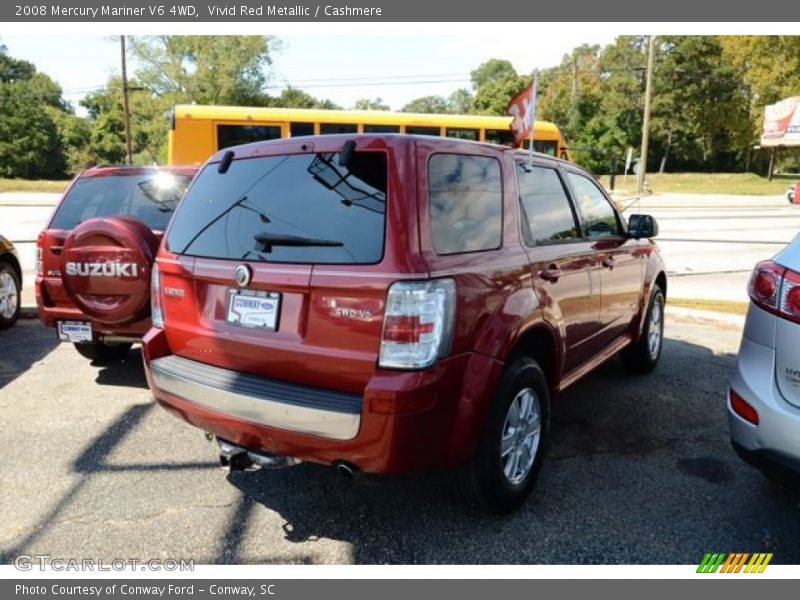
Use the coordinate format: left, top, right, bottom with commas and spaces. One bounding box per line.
167, 104, 570, 165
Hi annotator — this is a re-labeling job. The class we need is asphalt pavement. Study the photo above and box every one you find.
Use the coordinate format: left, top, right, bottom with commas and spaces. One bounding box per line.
1, 315, 798, 565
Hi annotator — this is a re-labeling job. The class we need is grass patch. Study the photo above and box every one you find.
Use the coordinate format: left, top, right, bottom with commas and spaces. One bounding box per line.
668, 297, 749, 316
598, 172, 796, 196
0, 178, 70, 193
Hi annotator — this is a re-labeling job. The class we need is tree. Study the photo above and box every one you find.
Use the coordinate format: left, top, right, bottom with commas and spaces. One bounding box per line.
0, 44, 69, 178
129, 35, 275, 105
267, 86, 339, 109
401, 95, 449, 113
470, 59, 529, 116
353, 97, 390, 111
81, 77, 170, 165
447, 88, 474, 114
401, 90, 474, 114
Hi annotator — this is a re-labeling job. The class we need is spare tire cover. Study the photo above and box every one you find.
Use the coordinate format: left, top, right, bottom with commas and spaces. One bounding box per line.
61, 217, 158, 325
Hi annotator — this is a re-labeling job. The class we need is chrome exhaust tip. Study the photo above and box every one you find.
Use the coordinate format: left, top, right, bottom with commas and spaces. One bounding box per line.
334, 461, 358, 479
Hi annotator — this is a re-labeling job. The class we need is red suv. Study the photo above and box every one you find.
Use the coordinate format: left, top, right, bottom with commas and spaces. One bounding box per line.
142, 135, 666, 513
36, 165, 197, 362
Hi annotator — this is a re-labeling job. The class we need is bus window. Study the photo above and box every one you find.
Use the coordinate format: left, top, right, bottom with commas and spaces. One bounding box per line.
446, 128, 479, 141
364, 124, 400, 133
290, 122, 314, 137
320, 123, 358, 135
522, 140, 558, 156
405, 126, 441, 136
217, 124, 281, 150
485, 129, 515, 146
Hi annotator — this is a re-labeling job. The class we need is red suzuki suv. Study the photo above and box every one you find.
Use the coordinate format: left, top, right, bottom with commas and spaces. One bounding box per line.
36, 165, 197, 362
142, 135, 666, 513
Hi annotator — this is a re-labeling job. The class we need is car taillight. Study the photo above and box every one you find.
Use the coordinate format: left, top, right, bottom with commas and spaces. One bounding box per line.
151, 263, 164, 328
729, 388, 759, 425
35, 233, 44, 277
749, 260, 800, 324
379, 279, 455, 369
781, 269, 800, 321
749, 261, 782, 310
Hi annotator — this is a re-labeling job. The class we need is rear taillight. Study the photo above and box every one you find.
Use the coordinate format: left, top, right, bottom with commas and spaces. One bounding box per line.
379, 279, 455, 369
151, 263, 164, 328
781, 268, 800, 321
748, 260, 800, 323
729, 388, 759, 425
748, 261, 783, 310
35, 232, 44, 277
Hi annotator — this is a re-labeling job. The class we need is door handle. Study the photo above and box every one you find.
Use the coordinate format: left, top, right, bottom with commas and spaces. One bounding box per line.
540, 265, 562, 282
601, 256, 615, 269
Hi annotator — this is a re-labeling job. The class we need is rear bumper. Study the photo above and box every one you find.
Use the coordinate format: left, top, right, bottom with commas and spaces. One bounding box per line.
35, 276, 150, 340
728, 317, 800, 473
149, 355, 362, 440
732, 441, 800, 484
142, 327, 505, 474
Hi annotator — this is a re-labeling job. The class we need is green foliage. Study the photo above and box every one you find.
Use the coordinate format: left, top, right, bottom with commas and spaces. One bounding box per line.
129, 35, 274, 106
353, 97, 390, 111
0, 44, 68, 178
470, 59, 529, 116
401, 89, 475, 114
401, 95, 449, 113
267, 86, 340, 109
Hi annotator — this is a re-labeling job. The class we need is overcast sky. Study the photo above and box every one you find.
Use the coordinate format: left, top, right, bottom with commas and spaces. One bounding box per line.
2, 32, 617, 113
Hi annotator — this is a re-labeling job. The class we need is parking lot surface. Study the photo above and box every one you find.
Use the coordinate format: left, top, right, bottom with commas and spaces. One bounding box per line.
1, 316, 799, 565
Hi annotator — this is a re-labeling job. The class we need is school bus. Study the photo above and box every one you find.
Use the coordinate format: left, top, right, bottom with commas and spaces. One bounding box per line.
167, 104, 570, 165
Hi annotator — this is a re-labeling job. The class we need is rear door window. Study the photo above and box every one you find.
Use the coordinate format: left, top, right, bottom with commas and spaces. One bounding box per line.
518, 164, 580, 245
50, 172, 194, 231
166, 152, 387, 264
428, 154, 502, 254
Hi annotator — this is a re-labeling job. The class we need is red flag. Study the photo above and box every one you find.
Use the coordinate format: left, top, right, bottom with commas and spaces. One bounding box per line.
507, 78, 537, 147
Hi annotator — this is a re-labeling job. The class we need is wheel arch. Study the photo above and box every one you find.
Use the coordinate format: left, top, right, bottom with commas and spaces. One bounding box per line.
0, 252, 22, 288
505, 321, 561, 396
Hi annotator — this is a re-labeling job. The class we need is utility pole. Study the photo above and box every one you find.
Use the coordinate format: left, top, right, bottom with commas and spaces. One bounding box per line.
120, 35, 133, 166
638, 35, 655, 194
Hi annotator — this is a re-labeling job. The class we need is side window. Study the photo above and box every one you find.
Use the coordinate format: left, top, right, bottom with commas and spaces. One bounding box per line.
428, 154, 502, 255
217, 124, 281, 150
565, 171, 622, 238
518, 165, 580, 245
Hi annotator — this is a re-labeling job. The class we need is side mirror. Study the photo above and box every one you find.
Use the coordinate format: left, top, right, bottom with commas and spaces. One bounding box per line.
628, 214, 659, 239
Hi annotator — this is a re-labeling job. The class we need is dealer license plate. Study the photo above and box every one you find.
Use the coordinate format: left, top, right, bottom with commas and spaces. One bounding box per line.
57, 321, 93, 343
226, 289, 280, 331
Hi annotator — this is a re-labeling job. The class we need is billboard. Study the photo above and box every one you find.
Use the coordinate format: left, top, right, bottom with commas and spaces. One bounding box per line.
761, 96, 800, 147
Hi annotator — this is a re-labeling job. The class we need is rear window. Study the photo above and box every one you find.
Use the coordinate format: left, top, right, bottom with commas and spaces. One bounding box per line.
166, 152, 387, 264
50, 172, 193, 231
428, 154, 502, 254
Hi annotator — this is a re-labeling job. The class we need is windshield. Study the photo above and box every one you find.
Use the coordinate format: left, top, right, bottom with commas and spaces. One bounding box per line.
50, 172, 193, 231
166, 152, 388, 265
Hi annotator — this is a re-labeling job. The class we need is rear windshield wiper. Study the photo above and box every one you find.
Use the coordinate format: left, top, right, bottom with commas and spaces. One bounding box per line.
254, 232, 344, 253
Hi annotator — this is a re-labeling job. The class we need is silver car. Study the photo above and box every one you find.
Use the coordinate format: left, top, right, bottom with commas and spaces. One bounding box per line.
729, 236, 800, 483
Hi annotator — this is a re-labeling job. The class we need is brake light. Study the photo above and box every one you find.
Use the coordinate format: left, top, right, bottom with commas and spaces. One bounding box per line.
35, 232, 44, 277
781, 269, 800, 321
151, 263, 164, 328
729, 388, 759, 425
749, 261, 783, 310
379, 279, 455, 369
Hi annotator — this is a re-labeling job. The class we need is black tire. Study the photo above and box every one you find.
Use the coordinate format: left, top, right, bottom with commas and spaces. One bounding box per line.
74, 342, 132, 363
621, 284, 665, 374
457, 357, 549, 514
0, 262, 21, 330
